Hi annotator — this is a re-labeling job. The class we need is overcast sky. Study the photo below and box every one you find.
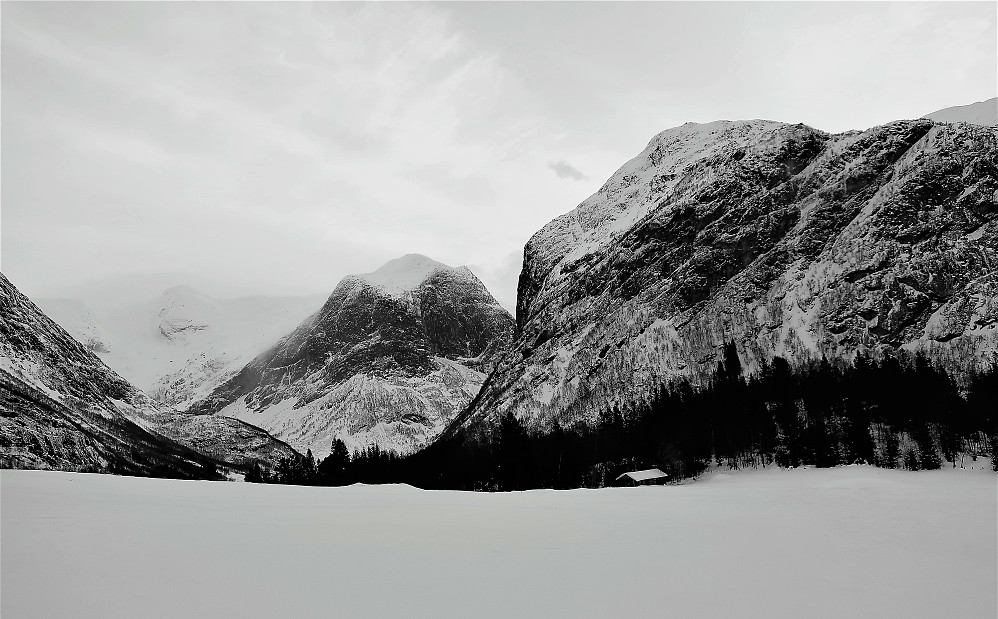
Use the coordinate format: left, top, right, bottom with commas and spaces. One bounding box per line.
2, 1, 995, 311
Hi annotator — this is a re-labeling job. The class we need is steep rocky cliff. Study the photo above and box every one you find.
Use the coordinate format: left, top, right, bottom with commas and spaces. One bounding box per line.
0, 273, 296, 473
449, 118, 997, 435
191, 255, 514, 456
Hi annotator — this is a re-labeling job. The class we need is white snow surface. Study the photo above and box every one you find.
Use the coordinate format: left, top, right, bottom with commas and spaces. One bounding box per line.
2, 466, 994, 619
923, 97, 997, 127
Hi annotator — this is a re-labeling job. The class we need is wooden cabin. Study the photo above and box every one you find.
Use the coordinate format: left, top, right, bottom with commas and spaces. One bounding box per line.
613, 468, 669, 487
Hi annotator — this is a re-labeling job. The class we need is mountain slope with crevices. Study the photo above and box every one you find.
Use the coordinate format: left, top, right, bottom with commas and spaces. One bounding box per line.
448, 118, 998, 437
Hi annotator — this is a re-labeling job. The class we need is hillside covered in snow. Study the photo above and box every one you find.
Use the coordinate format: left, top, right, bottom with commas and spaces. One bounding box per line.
924, 97, 997, 127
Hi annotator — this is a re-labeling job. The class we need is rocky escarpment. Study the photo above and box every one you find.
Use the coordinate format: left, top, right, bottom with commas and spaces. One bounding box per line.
448, 118, 997, 435
0, 273, 296, 474
190, 255, 514, 457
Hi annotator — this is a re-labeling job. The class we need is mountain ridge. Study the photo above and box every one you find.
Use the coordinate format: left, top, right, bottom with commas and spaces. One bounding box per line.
447, 116, 997, 438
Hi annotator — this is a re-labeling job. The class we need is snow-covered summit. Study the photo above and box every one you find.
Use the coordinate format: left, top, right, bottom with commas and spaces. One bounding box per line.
353, 254, 455, 297
923, 97, 997, 127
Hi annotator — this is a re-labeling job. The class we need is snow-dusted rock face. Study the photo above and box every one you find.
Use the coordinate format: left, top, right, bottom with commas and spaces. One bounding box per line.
448, 118, 998, 435
191, 255, 514, 456
0, 273, 296, 473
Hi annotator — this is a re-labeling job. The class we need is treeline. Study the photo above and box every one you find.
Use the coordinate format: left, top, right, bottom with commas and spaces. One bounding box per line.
254, 345, 997, 490
245, 438, 407, 486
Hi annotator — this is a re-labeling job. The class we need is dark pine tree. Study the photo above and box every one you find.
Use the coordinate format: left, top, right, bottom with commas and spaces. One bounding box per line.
244, 462, 264, 483
497, 412, 529, 491
318, 439, 352, 485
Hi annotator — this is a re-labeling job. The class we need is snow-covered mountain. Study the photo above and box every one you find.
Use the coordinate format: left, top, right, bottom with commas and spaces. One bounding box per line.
924, 97, 997, 127
1, 272, 297, 474
446, 117, 997, 437
36, 287, 324, 411
190, 255, 514, 457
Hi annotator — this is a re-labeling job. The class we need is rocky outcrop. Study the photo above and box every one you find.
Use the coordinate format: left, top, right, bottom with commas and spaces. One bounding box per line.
191, 255, 514, 456
0, 273, 296, 474
449, 119, 998, 435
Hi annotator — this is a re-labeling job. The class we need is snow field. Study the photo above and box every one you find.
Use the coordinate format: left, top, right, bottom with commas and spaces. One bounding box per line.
1, 465, 995, 618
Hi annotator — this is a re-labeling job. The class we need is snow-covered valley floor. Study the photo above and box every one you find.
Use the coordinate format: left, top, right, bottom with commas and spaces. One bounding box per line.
2, 465, 995, 618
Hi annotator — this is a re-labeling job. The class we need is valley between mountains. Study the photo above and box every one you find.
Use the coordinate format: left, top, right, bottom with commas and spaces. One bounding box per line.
2, 103, 996, 483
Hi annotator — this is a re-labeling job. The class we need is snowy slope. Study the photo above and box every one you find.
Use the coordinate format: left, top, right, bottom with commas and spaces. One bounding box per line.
192, 255, 514, 457
450, 118, 998, 435
3, 465, 994, 618
217, 357, 486, 456
358, 253, 451, 297
924, 97, 997, 126
36, 288, 324, 410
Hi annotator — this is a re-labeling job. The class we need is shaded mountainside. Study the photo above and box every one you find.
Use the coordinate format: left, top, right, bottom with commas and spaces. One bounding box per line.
0, 273, 296, 474
449, 118, 998, 436
0, 370, 210, 477
191, 255, 514, 457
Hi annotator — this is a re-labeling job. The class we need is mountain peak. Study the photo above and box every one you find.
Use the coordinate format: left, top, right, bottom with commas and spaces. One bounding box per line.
356, 254, 454, 297
192, 252, 514, 457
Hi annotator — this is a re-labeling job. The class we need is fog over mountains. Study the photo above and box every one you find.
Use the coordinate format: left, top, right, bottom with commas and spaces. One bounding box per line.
36, 287, 324, 397
0, 273, 295, 476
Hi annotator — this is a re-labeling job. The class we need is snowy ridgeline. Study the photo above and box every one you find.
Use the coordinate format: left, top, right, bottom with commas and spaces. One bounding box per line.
2, 465, 995, 619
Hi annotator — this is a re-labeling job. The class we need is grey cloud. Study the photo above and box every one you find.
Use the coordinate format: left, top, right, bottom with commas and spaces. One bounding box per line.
547, 160, 588, 181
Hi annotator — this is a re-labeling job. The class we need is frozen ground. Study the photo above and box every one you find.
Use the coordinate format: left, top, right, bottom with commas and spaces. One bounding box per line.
2, 465, 995, 618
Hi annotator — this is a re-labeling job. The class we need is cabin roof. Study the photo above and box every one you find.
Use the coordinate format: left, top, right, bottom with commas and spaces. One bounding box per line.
615, 468, 668, 482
